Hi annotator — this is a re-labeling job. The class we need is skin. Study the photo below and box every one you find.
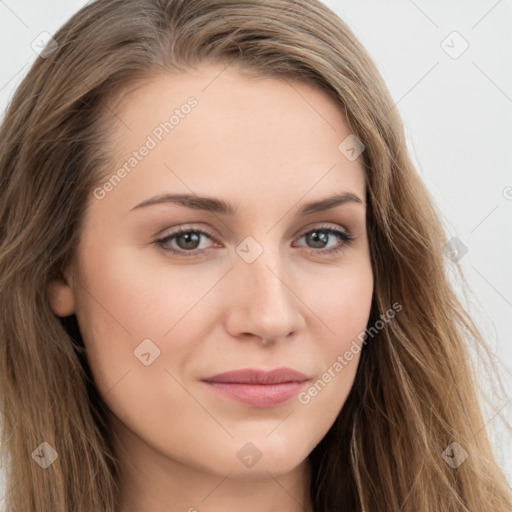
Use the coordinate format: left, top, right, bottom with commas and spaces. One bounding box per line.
49, 63, 374, 512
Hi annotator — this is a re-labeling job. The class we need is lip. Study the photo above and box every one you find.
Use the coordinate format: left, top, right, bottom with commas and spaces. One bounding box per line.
199, 367, 310, 408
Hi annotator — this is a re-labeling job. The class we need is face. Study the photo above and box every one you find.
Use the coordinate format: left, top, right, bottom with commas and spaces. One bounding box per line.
49, 63, 373, 484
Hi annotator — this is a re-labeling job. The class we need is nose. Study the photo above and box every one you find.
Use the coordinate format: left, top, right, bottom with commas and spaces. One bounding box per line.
223, 247, 305, 345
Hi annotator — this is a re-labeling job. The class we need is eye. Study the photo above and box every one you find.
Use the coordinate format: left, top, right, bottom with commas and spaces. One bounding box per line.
155, 227, 218, 257
293, 224, 355, 255
154, 224, 355, 257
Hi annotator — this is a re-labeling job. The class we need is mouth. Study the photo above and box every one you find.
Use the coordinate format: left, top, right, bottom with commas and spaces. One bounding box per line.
199, 367, 310, 408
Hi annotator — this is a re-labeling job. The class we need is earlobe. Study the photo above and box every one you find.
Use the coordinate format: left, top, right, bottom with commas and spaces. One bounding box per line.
47, 270, 76, 317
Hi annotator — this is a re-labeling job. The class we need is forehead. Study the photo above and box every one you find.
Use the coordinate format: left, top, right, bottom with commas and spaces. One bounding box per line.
94, 64, 366, 217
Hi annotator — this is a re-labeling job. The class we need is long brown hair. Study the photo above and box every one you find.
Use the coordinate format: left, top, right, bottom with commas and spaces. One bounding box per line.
0, 0, 510, 510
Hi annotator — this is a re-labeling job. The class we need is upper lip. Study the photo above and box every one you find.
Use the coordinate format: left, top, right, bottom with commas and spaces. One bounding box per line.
200, 367, 309, 385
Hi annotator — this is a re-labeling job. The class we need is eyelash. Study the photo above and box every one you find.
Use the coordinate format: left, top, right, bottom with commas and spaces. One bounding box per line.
154, 224, 355, 258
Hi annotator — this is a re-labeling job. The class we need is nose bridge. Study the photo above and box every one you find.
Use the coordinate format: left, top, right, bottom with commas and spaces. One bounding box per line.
242, 225, 295, 282
243, 248, 287, 298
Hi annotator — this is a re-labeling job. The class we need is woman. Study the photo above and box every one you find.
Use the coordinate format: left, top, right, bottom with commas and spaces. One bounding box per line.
0, 0, 510, 510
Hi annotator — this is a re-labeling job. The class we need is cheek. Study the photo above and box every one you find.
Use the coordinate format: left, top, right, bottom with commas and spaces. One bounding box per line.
76, 241, 204, 337
311, 258, 374, 349
73, 240, 226, 402
298, 260, 373, 411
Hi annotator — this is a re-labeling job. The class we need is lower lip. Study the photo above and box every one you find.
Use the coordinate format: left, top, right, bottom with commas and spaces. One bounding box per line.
200, 380, 308, 407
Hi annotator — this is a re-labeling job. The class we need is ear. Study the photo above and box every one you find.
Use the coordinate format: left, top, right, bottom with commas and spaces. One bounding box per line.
47, 267, 76, 317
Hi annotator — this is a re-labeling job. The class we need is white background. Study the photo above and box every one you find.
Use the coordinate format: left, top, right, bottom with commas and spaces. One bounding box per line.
0, 0, 511, 495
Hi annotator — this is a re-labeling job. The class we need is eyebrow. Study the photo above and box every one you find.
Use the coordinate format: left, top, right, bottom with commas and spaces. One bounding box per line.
130, 191, 364, 216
